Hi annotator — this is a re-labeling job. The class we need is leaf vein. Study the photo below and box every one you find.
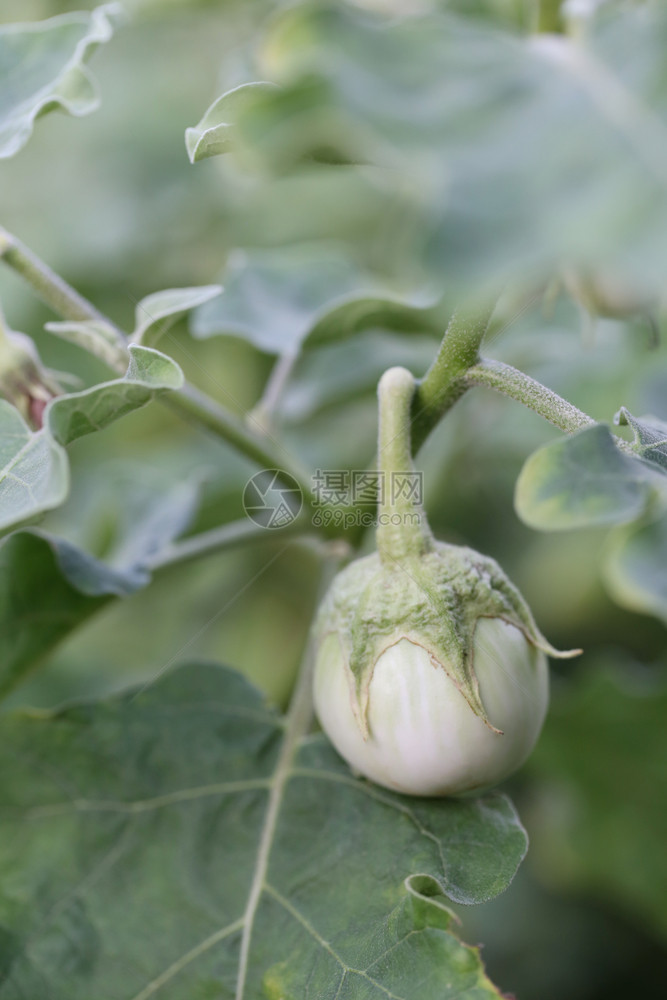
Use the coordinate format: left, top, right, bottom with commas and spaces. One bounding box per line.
290, 767, 448, 873
265, 883, 406, 1000
128, 917, 245, 1000
19, 778, 272, 819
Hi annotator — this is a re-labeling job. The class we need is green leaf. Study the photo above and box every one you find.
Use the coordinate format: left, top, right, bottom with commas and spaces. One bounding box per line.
192, 3, 667, 293
527, 666, 667, 940
192, 246, 441, 355
227, 165, 410, 265
515, 424, 654, 531
44, 319, 127, 369
0, 3, 120, 160
132, 285, 222, 348
0, 347, 183, 537
0, 399, 68, 537
0, 478, 199, 698
46, 344, 184, 446
614, 407, 667, 474
185, 81, 278, 163
0, 663, 527, 997
604, 513, 667, 623
283, 330, 438, 422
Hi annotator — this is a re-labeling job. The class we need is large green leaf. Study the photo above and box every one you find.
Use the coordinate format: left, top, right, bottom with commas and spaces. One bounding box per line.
527, 665, 667, 940
46, 344, 183, 446
0, 662, 527, 997
514, 424, 657, 531
191, 245, 442, 355
0, 478, 199, 698
0, 4, 120, 159
189, 2, 667, 293
0, 399, 68, 536
283, 330, 438, 422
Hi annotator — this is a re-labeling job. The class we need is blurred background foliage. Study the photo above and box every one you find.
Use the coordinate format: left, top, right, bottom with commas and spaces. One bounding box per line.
2, 1, 667, 998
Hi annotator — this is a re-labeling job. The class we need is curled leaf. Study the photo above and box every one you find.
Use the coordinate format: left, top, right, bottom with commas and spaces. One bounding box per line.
0, 3, 122, 159
185, 81, 278, 163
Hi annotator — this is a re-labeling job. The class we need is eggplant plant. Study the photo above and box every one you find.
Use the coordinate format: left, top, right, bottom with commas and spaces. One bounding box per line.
1, 1, 667, 998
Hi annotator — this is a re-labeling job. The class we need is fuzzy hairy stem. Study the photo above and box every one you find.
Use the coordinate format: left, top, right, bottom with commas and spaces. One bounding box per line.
376, 367, 432, 563
411, 297, 498, 452
0, 228, 110, 326
465, 358, 595, 433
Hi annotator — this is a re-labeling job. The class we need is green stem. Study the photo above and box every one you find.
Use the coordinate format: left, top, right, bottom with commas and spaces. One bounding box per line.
0, 228, 111, 326
249, 350, 298, 433
0, 226, 316, 510
146, 517, 309, 573
411, 297, 497, 452
164, 383, 316, 507
465, 358, 595, 433
376, 367, 432, 563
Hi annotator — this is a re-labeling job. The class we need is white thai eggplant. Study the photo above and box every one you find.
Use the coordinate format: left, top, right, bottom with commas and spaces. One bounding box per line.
313, 367, 579, 797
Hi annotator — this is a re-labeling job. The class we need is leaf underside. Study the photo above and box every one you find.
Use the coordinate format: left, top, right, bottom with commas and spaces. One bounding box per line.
0, 400, 69, 536
0, 4, 120, 159
0, 477, 198, 698
190, 245, 442, 355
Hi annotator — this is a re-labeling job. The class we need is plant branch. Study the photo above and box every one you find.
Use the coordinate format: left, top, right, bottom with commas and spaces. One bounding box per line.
0, 226, 316, 508
147, 516, 317, 573
0, 228, 110, 326
163, 383, 316, 505
249, 350, 298, 433
411, 297, 498, 452
150, 514, 353, 573
465, 358, 595, 433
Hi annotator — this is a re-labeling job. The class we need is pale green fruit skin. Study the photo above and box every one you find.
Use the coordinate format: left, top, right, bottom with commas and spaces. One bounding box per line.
314, 617, 549, 797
